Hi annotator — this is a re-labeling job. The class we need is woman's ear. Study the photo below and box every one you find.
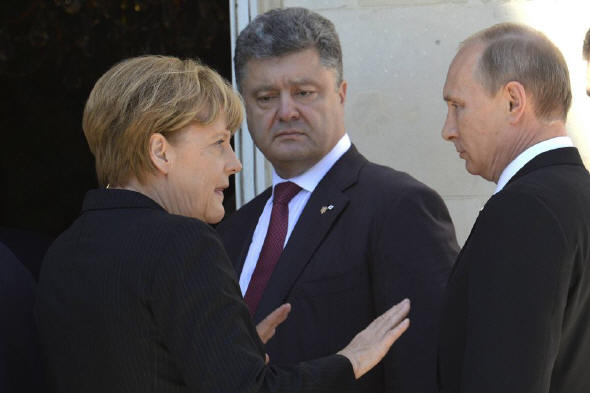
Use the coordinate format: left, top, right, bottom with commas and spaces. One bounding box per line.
149, 133, 172, 175
504, 81, 527, 124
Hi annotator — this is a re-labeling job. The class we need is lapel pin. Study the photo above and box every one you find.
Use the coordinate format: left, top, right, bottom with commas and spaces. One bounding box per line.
320, 205, 335, 214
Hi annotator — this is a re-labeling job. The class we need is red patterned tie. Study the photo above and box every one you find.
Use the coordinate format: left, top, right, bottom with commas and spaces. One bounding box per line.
244, 181, 302, 316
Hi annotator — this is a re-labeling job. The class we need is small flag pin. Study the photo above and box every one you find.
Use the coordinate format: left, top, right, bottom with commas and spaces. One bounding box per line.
320, 205, 335, 214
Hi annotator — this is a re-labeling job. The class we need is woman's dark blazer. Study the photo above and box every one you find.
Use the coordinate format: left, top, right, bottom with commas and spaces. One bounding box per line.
35, 189, 353, 393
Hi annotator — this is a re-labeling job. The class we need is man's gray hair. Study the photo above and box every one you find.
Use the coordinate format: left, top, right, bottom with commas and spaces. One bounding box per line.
463, 23, 571, 121
234, 7, 343, 91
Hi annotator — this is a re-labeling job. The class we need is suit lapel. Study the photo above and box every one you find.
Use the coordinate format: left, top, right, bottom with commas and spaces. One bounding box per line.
253, 146, 367, 322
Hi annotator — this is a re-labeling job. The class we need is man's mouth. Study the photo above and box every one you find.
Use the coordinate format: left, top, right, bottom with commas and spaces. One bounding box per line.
275, 129, 305, 138
455, 146, 466, 158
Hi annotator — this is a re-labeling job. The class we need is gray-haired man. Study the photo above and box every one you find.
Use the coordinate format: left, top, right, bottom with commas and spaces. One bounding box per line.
438, 23, 590, 393
218, 7, 459, 392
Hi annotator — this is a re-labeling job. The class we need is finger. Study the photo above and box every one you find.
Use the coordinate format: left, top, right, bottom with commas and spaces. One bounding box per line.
256, 303, 292, 344
383, 318, 410, 348
373, 318, 411, 363
387, 299, 411, 326
265, 353, 270, 365
341, 317, 411, 379
370, 299, 411, 336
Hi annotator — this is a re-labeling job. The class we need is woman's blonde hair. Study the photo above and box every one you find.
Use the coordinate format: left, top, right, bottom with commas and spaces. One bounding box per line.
82, 55, 243, 187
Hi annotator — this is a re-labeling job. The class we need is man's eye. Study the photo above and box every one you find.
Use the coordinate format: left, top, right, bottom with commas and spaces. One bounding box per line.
257, 95, 276, 103
297, 90, 315, 98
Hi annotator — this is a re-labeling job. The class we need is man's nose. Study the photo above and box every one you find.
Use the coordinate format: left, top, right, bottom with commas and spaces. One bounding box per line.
441, 113, 457, 141
278, 95, 300, 122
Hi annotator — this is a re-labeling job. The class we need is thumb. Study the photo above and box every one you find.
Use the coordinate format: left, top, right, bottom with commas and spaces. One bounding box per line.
256, 303, 291, 344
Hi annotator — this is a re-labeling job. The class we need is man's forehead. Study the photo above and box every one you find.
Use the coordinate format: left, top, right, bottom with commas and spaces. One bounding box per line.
451, 45, 482, 75
242, 51, 337, 90
443, 45, 484, 93
245, 48, 320, 69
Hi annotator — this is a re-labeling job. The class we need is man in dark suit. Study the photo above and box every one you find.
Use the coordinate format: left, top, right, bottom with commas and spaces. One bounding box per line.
437, 23, 590, 392
218, 7, 459, 392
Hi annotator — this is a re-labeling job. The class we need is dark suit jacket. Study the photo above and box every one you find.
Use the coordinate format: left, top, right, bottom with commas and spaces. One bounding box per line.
438, 147, 590, 393
35, 189, 355, 393
0, 242, 43, 393
0, 227, 53, 282
218, 146, 459, 393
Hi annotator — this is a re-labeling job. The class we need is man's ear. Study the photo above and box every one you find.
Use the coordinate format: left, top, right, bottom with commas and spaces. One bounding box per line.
504, 81, 527, 124
338, 80, 347, 104
149, 133, 172, 175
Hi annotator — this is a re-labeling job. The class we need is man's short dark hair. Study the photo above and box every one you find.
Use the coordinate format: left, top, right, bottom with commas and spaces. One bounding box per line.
234, 7, 343, 91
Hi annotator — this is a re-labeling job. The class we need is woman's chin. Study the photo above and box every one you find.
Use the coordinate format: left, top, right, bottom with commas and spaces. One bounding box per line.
204, 208, 225, 225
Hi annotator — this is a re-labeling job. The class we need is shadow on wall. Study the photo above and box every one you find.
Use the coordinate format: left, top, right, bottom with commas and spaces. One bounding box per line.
0, 0, 234, 240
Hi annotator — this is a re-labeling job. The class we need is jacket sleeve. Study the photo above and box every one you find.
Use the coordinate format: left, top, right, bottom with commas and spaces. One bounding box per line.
371, 184, 459, 393
152, 220, 355, 393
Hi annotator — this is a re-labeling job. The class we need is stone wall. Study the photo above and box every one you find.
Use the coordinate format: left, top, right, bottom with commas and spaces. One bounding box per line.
256, 0, 590, 244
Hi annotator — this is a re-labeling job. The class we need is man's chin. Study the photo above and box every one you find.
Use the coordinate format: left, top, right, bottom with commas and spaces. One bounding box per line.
268, 145, 315, 163
465, 161, 478, 176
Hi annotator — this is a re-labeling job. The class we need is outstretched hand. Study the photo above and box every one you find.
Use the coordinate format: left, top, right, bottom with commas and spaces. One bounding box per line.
256, 303, 292, 344
256, 303, 292, 365
338, 299, 410, 379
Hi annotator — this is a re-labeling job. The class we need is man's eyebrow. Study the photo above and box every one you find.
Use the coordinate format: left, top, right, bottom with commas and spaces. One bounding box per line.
251, 85, 277, 94
443, 94, 463, 104
291, 78, 317, 85
251, 79, 318, 93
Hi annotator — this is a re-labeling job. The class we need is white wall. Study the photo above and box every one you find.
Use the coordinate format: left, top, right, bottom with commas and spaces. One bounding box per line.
255, 0, 590, 245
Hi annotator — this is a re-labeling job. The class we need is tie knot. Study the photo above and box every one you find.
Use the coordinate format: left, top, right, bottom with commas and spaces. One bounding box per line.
273, 182, 301, 205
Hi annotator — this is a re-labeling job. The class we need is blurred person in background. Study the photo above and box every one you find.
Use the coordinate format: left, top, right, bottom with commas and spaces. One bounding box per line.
583, 27, 590, 96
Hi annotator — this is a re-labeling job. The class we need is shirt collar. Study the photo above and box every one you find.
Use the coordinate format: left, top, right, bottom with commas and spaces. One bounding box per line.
494, 136, 573, 194
272, 133, 351, 193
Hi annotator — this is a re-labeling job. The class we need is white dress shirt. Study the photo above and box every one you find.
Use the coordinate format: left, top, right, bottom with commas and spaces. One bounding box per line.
238, 134, 352, 295
494, 136, 574, 194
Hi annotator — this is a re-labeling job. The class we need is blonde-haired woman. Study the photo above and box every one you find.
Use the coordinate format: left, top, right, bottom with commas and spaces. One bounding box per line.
36, 55, 410, 393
